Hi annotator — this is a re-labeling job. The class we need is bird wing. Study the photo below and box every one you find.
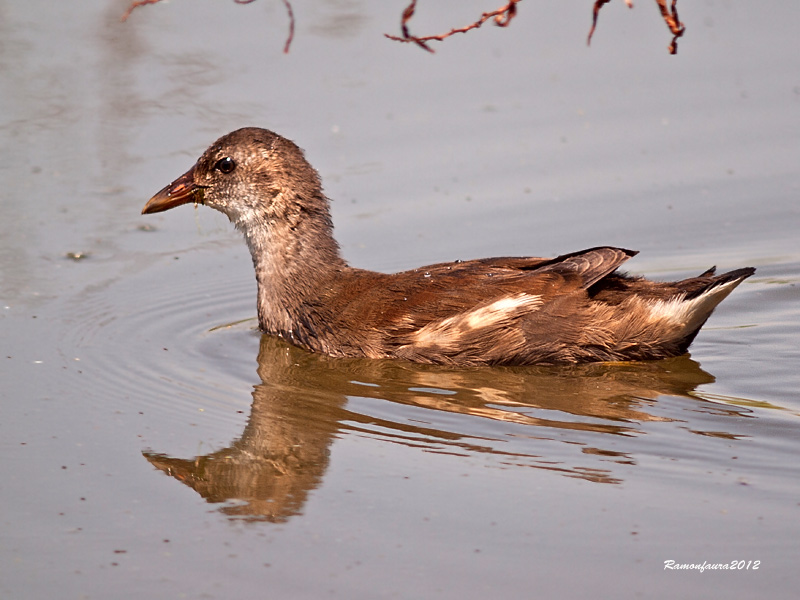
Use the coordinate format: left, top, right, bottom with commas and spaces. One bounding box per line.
532, 246, 638, 289
344, 246, 635, 331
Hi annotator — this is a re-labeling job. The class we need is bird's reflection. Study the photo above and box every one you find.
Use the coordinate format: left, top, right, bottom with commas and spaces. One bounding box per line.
144, 335, 724, 522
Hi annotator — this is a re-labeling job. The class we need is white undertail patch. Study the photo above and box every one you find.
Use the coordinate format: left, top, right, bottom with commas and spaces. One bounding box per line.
645, 278, 743, 333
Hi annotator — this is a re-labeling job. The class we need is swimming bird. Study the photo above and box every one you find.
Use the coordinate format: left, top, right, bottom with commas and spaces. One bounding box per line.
142, 127, 754, 365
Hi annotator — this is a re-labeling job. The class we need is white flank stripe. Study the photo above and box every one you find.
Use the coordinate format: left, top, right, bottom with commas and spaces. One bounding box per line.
411, 293, 542, 347
464, 294, 543, 328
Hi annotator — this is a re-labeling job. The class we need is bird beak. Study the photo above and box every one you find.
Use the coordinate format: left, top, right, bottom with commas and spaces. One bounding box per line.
141, 166, 204, 214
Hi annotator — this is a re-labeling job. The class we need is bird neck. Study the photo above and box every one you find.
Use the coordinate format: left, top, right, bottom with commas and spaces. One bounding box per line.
239, 191, 347, 335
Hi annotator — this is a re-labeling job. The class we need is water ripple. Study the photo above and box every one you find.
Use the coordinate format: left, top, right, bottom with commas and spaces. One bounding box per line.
58, 249, 794, 521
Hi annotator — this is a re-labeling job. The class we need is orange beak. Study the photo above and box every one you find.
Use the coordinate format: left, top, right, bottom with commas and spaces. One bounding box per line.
141, 166, 204, 214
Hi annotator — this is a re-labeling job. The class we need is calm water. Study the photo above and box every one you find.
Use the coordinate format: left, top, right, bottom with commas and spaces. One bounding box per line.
2, 1, 799, 598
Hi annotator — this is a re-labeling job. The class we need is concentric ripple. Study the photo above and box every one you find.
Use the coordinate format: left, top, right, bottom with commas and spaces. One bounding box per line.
58, 249, 261, 434
55, 244, 781, 521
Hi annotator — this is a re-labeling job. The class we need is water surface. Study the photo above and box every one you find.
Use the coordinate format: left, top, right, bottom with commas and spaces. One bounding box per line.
2, 1, 799, 598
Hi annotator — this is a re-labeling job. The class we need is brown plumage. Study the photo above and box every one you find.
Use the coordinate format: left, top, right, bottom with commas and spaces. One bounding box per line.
142, 127, 755, 366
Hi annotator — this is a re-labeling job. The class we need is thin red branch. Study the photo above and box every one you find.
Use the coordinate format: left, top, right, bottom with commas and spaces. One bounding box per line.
122, 0, 687, 56
587, 0, 610, 46
120, 0, 163, 22
279, 0, 295, 53
587, 0, 684, 54
385, 0, 522, 53
656, 0, 685, 54
121, 0, 295, 53
587, 0, 633, 46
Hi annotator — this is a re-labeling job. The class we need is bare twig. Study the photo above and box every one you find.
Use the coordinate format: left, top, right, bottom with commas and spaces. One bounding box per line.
123, 0, 686, 56
121, 0, 296, 53
588, 0, 684, 54
588, 0, 617, 46
120, 0, 163, 22
277, 0, 295, 53
385, 0, 521, 53
655, 0, 685, 54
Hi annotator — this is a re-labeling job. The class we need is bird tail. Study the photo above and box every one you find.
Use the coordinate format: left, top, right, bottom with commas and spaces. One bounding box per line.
671, 266, 755, 351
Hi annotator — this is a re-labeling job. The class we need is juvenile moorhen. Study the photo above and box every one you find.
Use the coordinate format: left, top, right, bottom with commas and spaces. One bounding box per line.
142, 127, 754, 365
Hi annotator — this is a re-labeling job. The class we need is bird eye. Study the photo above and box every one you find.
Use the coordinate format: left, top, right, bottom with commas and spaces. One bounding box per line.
214, 157, 236, 174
